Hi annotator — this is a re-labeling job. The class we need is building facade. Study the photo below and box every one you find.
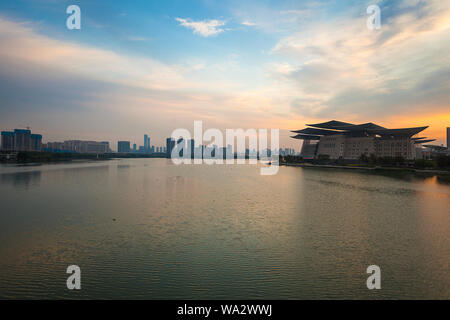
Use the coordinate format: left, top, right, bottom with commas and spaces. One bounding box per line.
117, 141, 131, 153
43, 140, 109, 153
293, 120, 431, 160
1, 131, 15, 151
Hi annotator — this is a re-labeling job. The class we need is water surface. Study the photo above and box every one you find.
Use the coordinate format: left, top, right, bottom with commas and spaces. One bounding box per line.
0, 159, 448, 299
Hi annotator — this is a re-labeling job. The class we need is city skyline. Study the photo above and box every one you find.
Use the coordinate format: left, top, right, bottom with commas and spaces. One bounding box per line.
0, 0, 449, 148
1, 127, 301, 155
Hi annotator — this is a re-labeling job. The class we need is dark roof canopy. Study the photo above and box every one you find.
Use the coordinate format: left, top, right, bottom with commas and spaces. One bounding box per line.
424, 144, 447, 151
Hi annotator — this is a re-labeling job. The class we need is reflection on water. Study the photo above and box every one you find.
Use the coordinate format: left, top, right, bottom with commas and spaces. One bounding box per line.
0, 170, 41, 188
0, 159, 448, 299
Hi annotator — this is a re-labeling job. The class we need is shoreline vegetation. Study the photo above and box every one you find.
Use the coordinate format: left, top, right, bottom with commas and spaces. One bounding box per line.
0, 151, 169, 164
280, 155, 450, 176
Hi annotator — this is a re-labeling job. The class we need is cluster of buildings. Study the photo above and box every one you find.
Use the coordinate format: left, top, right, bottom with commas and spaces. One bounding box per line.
169, 139, 234, 158
117, 134, 168, 154
279, 148, 297, 156
166, 138, 278, 159
0, 128, 112, 154
1, 129, 42, 152
0, 129, 168, 155
292, 120, 450, 160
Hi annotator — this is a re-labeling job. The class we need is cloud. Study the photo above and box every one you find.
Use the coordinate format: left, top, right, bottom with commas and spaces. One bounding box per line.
0, 16, 299, 146
241, 20, 257, 26
127, 36, 151, 42
325, 68, 450, 118
230, 2, 316, 34
175, 18, 226, 37
267, 0, 450, 122
0, 17, 190, 92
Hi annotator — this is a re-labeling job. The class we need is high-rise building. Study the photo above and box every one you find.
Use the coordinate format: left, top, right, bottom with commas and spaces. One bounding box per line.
144, 134, 151, 153
166, 138, 175, 157
447, 127, 450, 149
14, 129, 32, 151
133, 144, 137, 152
118, 141, 131, 153
30, 134, 43, 151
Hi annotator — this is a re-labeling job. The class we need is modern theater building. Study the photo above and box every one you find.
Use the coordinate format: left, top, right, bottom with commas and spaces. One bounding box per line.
292, 120, 433, 160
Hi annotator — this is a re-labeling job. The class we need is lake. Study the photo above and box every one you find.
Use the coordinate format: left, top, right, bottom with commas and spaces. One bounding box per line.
0, 159, 448, 299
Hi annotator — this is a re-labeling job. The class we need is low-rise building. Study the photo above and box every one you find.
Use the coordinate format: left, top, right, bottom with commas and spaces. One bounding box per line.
43, 140, 109, 153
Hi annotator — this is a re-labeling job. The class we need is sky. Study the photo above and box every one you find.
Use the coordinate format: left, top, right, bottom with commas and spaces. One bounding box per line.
0, 0, 449, 150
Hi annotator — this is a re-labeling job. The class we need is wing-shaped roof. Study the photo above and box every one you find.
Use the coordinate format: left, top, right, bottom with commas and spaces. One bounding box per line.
367, 126, 428, 136
291, 128, 340, 135
414, 139, 435, 144
423, 144, 447, 151
291, 121, 430, 140
306, 121, 385, 131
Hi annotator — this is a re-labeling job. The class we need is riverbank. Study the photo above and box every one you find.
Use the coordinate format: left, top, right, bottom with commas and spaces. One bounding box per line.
282, 162, 450, 176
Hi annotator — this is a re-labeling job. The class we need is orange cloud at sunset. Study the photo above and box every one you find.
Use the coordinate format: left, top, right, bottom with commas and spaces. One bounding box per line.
384, 113, 450, 146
